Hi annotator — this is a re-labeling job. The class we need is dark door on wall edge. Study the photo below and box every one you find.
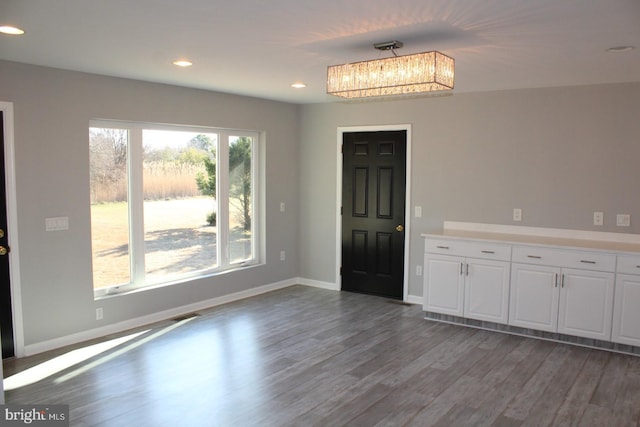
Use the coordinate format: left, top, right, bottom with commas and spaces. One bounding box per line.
1, 111, 16, 358
341, 130, 406, 300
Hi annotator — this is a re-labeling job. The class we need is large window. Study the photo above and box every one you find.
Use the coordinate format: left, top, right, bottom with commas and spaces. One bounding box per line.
89, 121, 259, 296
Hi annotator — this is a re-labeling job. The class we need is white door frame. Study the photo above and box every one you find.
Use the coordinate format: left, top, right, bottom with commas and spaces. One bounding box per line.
1, 101, 25, 358
336, 124, 412, 301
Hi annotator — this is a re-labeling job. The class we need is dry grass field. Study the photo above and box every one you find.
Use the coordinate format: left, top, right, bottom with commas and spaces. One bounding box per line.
90, 196, 222, 289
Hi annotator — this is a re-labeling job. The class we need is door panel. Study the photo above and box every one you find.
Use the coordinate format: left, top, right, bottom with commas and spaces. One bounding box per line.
377, 167, 393, 218
1, 111, 15, 358
352, 167, 368, 216
351, 230, 368, 273
342, 131, 406, 299
375, 232, 393, 276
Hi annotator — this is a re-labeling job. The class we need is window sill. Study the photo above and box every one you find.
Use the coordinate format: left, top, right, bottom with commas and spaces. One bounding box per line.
93, 261, 262, 300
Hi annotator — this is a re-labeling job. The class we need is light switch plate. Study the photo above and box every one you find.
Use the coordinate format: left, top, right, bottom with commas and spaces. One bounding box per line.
415, 206, 422, 218
45, 216, 69, 231
617, 214, 631, 227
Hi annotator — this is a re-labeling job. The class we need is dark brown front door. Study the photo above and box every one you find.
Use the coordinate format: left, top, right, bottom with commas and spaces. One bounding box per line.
1, 111, 15, 358
342, 130, 406, 299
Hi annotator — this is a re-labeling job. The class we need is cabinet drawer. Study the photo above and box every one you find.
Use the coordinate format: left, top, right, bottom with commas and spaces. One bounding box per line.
512, 246, 615, 272
616, 255, 640, 275
425, 238, 511, 261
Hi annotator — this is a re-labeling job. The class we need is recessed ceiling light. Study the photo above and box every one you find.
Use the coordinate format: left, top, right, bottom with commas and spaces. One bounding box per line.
291, 82, 307, 89
172, 60, 193, 67
606, 46, 635, 53
0, 25, 25, 35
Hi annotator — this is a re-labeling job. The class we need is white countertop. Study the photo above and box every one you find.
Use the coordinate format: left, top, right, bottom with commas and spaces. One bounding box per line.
422, 229, 640, 255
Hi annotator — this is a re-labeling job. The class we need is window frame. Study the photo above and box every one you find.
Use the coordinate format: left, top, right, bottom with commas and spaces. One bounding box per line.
90, 120, 261, 298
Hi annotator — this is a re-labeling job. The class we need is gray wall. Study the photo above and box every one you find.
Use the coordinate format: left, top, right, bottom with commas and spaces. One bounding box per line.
0, 60, 300, 346
299, 83, 640, 297
3, 57, 640, 350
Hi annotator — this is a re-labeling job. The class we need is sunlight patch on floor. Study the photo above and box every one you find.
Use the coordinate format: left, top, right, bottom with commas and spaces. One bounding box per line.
3, 331, 149, 391
54, 317, 196, 384
4, 316, 199, 391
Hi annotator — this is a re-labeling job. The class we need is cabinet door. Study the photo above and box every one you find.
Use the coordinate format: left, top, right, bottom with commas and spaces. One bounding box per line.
612, 274, 640, 346
509, 263, 560, 332
558, 268, 614, 341
424, 253, 464, 316
464, 259, 511, 324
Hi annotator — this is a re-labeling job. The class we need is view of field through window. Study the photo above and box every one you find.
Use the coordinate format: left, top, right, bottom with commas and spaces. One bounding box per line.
89, 128, 132, 287
90, 126, 254, 290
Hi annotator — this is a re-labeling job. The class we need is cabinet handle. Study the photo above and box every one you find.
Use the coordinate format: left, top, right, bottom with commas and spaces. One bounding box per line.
436, 245, 450, 250
465, 263, 469, 276
580, 260, 596, 264
481, 250, 495, 254
460, 262, 464, 275
561, 274, 565, 288
527, 255, 542, 259
636, 265, 640, 269
554, 273, 558, 288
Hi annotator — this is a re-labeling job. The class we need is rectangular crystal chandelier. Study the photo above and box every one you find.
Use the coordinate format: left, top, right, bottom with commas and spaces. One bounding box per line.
327, 51, 454, 99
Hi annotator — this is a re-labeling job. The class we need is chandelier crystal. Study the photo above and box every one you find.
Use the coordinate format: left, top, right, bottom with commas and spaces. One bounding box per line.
327, 49, 454, 99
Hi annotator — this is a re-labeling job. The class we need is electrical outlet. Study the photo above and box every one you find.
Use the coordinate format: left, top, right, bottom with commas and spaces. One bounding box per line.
617, 214, 631, 227
280, 202, 285, 212
96, 307, 103, 320
416, 265, 423, 276
513, 208, 522, 222
280, 251, 286, 261
593, 211, 604, 226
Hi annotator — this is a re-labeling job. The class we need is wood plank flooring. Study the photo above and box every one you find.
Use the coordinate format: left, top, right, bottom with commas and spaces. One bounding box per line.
3, 285, 640, 426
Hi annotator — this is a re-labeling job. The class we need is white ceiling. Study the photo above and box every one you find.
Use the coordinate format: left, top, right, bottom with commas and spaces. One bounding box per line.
1, 0, 639, 104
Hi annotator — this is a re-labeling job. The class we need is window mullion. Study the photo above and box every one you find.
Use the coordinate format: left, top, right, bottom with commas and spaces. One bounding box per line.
250, 134, 258, 262
218, 132, 230, 267
129, 126, 145, 286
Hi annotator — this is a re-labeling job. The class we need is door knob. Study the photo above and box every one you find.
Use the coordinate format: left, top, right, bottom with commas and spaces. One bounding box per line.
395, 224, 404, 232
0, 229, 4, 238
0, 246, 8, 256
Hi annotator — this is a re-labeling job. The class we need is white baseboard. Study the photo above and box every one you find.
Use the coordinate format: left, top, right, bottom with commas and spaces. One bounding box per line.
22, 278, 412, 356
298, 277, 420, 304
298, 277, 420, 306
296, 277, 340, 291
23, 278, 298, 357
406, 294, 423, 305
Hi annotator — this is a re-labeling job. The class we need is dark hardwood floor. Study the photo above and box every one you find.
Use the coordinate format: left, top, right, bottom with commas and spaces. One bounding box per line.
3, 285, 640, 426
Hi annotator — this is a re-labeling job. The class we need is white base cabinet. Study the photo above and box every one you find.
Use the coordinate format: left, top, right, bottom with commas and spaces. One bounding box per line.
509, 246, 615, 341
423, 238, 510, 324
558, 268, 614, 341
423, 254, 465, 316
423, 232, 633, 349
509, 263, 560, 332
612, 255, 640, 346
509, 264, 614, 340
464, 259, 510, 324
